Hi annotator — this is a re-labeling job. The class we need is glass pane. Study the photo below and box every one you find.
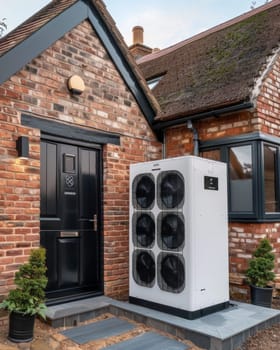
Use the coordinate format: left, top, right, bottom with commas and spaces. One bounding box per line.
201, 149, 221, 161
63, 154, 76, 173
229, 145, 253, 212
264, 145, 278, 212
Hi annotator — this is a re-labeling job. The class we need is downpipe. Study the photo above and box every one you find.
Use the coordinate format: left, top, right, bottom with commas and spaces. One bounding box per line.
187, 120, 199, 156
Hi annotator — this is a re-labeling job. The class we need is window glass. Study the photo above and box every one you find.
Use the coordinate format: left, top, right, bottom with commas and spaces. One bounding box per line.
229, 145, 253, 212
147, 76, 163, 90
264, 145, 278, 213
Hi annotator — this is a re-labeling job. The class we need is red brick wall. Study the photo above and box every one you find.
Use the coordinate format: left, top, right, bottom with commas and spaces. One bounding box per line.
0, 124, 40, 295
165, 110, 258, 158
255, 54, 280, 135
229, 223, 280, 300
228, 54, 280, 298
164, 55, 280, 301
0, 20, 162, 300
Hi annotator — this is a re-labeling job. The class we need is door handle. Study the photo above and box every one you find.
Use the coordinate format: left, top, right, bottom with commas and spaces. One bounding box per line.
93, 214, 98, 231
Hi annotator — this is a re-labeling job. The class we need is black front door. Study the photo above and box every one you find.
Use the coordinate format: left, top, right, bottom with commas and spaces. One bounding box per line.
40, 138, 102, 302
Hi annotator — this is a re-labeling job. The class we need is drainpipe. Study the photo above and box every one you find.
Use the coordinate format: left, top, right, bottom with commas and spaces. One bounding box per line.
187, 120, 199, 156
162, 129, 166, 159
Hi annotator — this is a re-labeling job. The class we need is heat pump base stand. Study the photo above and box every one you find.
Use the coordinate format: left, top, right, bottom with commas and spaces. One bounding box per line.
129, 297, 230, 320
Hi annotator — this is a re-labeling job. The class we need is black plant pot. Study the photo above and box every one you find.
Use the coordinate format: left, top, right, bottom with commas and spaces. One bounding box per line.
250, 285, 273, 308
8, 312, 35, 343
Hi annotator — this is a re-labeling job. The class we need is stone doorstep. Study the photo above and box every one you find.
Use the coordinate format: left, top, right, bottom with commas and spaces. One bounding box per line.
45, 298, 111, 328
45, 296, 280, 350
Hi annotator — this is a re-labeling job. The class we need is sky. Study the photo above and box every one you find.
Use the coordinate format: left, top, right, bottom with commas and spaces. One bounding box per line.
1, 0, 271, 49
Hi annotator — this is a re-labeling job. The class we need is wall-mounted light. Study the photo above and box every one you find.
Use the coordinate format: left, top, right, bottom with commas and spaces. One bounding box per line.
67, 75, 85, 95
16, 136, 29, 159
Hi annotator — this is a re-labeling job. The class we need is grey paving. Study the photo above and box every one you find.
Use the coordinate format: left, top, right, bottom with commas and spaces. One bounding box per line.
46, 296, 280, 350
104, 331, 189, 350
110, 298, 280, 339
60, 317, 135, 344
109, 298, 280, 349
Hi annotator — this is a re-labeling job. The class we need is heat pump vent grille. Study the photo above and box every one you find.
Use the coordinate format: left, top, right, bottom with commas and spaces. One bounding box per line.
158, 171, 184, 209
133, 249, 155, 288
132, 212, 155, 248
132, 173, 155, 210
158, 252, 185, 293
157, 212, 185, 251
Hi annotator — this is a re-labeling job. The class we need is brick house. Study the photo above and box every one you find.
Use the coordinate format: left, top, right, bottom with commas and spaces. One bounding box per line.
136, 0, 280, 299
0, 0, 162, 304
0, 0, 280, 307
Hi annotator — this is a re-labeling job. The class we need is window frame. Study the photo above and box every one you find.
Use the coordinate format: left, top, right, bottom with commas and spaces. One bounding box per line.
227, 142, 258, 220
200, 132, 280, 222
260, 142, 280, 220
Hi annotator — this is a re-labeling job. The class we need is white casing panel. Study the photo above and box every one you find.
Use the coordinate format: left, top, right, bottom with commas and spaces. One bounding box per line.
129, 155, 229, 312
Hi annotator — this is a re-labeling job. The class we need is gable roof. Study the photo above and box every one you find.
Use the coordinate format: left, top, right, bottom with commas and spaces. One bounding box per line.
138, 0, 280, 124
0, 0, 160, 133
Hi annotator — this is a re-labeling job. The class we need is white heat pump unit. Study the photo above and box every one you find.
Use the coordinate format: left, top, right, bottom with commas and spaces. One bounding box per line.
129, 156, 229, 319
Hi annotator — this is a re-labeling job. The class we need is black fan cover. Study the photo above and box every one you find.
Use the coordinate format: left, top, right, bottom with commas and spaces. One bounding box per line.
160, 172, 184, 208
135, 175, 155, 209
136, 214, 155, 247
135, 251, 155, 285
160, 254, 185, 291
160, 214, 184, 250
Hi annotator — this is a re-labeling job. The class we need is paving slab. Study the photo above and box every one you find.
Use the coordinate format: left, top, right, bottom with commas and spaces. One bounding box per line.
104, 331, 189, 350
109, 298, 280, 349
60, 317, 135, 345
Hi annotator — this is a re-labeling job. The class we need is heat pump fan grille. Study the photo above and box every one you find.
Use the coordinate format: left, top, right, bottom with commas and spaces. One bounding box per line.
158, 171, 184, 209
133, 249, 155, 287
133, 212, 155, 248
158, 212, 185, 251
158, 252, 185, 293
133, 173, 155, 210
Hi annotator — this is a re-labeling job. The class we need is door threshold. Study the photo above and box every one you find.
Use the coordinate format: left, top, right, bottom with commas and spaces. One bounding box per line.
46, 291, 103, 306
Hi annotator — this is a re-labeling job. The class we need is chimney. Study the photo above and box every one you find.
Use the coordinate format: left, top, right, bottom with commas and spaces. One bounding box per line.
132, 26, 144, 45
129, 26, 154, 60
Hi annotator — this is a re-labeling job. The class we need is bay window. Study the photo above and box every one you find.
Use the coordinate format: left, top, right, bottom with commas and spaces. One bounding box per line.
200, 132, 280, 222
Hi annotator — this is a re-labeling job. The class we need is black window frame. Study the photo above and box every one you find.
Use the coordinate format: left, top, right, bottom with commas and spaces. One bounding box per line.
200, 132, 280, 222
260, 142, 280, 219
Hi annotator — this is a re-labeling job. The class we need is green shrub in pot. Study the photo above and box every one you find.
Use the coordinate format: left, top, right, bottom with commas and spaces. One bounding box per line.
245, 238, 275, 307
0, 247, 48, 342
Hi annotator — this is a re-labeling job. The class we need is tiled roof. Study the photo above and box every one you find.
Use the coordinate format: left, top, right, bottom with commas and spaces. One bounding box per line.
0, 0, 160, 117
138, 0, 280, 122
0, 0, 77, 57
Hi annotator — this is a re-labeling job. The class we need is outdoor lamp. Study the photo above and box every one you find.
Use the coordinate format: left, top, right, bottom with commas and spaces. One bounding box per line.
16, 136, 29, 158
67, 75, 85, 95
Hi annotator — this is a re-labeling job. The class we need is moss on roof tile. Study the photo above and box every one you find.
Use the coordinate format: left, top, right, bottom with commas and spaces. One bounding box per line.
139, 3, 280, 121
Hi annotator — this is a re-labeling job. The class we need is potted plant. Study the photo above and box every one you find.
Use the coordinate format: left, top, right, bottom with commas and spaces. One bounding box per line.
0, 247, 48, 342
245, 238, 275, 308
